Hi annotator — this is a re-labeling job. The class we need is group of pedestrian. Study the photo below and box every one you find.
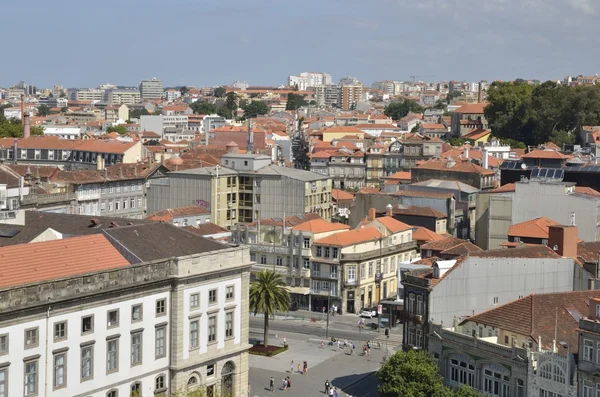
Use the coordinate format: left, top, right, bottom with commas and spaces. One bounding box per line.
288, 359, 308, 375
324, 379, 339, 396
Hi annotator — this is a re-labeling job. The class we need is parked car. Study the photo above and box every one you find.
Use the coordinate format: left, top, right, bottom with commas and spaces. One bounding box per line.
360, 308, 377, 318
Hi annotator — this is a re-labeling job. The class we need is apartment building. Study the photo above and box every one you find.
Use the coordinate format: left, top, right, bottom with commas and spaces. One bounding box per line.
312, 85, 340, 108
71, 88, 105, 102
340, 85, 363, 111
139, 77, 164, 100
578, 297, 600, 397
105, 89, 141, 106
147, 153, 333, 228
104, 104, 129, 123
0, 222, 251, 397
0, 137, 146, 170
313, 214, 417, 313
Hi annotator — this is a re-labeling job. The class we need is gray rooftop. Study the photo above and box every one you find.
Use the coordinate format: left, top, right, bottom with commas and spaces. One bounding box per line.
170, 166, 238, 177
253, 165, 329, 181
410, 179, 479, 193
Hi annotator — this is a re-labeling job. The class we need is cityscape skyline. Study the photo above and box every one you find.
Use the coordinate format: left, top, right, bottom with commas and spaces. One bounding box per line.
2, 0, 599, 88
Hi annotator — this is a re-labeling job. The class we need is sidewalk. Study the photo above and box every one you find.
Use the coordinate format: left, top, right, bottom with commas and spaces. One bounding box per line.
249, 337, 386, 397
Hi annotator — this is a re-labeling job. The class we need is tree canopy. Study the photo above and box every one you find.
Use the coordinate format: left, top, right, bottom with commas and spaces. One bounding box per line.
224, 91, 240, 119
249, 270, 289, 347
129, 108, 150, 119
107, 125, 128, 135
286, 93, 308, 111
213, 86, 226, 98
190, 101, 219, 115
484, 80, 600, 146
384, 99, 424, 121
378, 350, 483, 397
37, 104, 50, 117
0, 118, 44, 138
243, 101, 270, 119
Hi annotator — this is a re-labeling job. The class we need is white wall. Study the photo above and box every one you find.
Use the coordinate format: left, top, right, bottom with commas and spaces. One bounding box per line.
182, 277, 243, 360
1, 290, 170, 397
429, 257, 576, 327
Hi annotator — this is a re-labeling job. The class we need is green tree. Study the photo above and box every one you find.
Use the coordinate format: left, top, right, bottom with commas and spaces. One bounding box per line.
500, 138, 526, 149
446, 90, 462, 103
37, 104, 50, 117
190, 101, 218, 115
411, 122, 421, 133
213, 86, 226, 98
31, 125, 44, 136
434, 99, 447, 110
384, 99, 424, 121
249, 270, 290, 347
550, 130, 575, 149
454, 385, 486, 397
448, 137, 468, 146
224, 91, 240, 119
286, 93, 308, 111
309, 100, 317, 106
130, 108, 150, 119
107, 125, 128, 135
243, 101, 270, 119
60, 106, 68, 114
377, 350, 448, 397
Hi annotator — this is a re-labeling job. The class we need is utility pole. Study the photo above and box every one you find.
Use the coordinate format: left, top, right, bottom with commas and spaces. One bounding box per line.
325, 287, 331, 339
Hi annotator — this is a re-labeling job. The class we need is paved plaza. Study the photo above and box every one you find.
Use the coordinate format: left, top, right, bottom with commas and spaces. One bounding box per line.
248, 336, 389, 397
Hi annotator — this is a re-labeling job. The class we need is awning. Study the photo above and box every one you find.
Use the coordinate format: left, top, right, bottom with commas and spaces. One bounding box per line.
287, 286, 310, 295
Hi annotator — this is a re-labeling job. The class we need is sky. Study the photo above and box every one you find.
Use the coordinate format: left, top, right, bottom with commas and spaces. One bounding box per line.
1, 0, 599, 88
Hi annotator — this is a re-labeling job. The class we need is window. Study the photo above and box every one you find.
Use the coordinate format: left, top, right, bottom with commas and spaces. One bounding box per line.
250, 253, 256, 262
138, 198, 142, 208
101, 202, 106, 212
107, 339, 119, 373
583, 384, 593, 397
54, 353, 66, 389
316, 246, 322, 257
190, 320, 199, 349
324, 247, 330, 257
0, 335, 6, 355
209, 289, 217, 304
25, 359, 38, 395
303, 238, 310, 248
408, 294, 416, 313
449, 358, 475, 388
260, 255, 267, 264
368, 262, 374, 277
348, 266, 356, 281
226, 312, 234, 338
131, 333, 142, 366
155, 375, 166, 392
108, 310, 119, 327
332, 247, 339, 258
483, 368, 510, 397
208, 315, 217, 343
226, 285, 234, 300
82, 315, 94, 334
190, 293, 200, 309
0, 368, 6, 397
115, 201, 120, 211
131, 304, 143, 322
156, 299, 166, 316
360, 264, 365, 280
123, 200, 128, 210
131, 382, 141, 396
54, 321, 67, 341
276, 256, 283, 266
130, 198, 135, 209
391, 257, 396, 273
81, 345, 93, 381
493, 296, 499, 305
416, 296, 424, 315
108, 201, 114, 212
107, 391, 117, 397
108, 185, 114, 194
25, 327, 39, 348
155, 326, 166, 359
584, 339, 594, 361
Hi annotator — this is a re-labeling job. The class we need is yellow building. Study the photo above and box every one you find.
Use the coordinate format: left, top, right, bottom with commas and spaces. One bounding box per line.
312, 213, 418, 314
463, 128, 493, 146
321, 126, 365, 143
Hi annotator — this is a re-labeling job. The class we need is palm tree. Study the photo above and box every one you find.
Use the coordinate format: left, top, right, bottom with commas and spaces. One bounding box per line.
249, 270, 290, 347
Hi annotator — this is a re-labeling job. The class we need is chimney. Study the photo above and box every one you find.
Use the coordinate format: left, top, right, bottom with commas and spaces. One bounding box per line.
463, 145, 469, 159
589, 297, 600, 320
96, 155, 103, 171
477, 81, 482, 104
20, 94, 25, 126
23, 112, 31, 139
548, 224, 578, 258
386, 204, 393, 216
483, 148, 489, 169
118, 168, 123, 178
368, 207, 376, 221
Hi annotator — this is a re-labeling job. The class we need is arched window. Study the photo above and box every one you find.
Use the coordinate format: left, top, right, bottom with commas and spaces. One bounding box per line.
188, 375, 199, 386
155, 374, 166, 391
107, 391, 118, 397
130, 382, 141, 397
221, 361, 235, 396
540, 362, 552, 379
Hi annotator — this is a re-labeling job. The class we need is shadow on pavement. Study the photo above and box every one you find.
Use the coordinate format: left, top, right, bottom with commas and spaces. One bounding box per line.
330, 371, 379, 396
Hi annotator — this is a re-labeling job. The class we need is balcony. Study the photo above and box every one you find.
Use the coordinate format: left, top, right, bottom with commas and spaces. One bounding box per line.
340, 241, 417, 262
75, 191, 100, 201
312, 271, 339, 280
344, 279, 358, 287
375, 272, 383, 282
252, 263, 289, 275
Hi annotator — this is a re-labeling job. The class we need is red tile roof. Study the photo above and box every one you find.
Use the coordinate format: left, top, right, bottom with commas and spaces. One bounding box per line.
290, 219, 351, 234
331, 188, 355, 202
508, 217, 560, 239
460, 290, 600, 354
0, 136, 137, 154
416, 159, 495, 175
412, 227, 445, 243
146, 206, 211, 222
454, 103, 488, 114
373, 216, 413, 233
522, 149, 570, 160
314, 227, 383, 246
385, 205, 447, 219
0, 235, 130, 289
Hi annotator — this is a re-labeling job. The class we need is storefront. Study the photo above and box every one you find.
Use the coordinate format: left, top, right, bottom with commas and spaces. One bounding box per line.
345, 290, 356, 314
380, 299, 404, 328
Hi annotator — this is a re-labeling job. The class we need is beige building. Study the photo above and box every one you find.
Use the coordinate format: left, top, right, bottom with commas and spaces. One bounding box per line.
312, 214, 418, 313
105, 104, 130, 123
341, 85, 363, 110
106, 89, 141, 105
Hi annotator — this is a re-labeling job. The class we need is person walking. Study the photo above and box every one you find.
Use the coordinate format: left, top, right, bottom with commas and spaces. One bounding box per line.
297, 363, 301, 374
286, 376, 291, 390
328, 385, 334, 396
269, 377, 275, 392
303, 360, 308, 375
289, 360, 294, 373
282, 377, 288, 391
337, 339, 341, 350
343, 338, 348, 348
325, 379, 331, 394
350, 342, 355, 355
333, 386, 338, 397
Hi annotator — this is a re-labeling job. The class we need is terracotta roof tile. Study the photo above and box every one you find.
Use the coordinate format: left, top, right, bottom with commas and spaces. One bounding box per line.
331, 188, 355, 202
522, 149, 570, 160
468, 245, 560, 259
0, 235, 130, 289
412, 227, 446, 243
0, 136, 137, 154
508, 217, 560, 239
577, 241, 600, 263
146, 206, 210, 222
372, 216, 413, 233
314, 227, 383, 246
385, 171, 411, 180
385, 205, 446, 219
421, 237, 476, 252
454, 103, 488, 114
460, 290, 600, 354
289, 219, 350, 234
416, 159, 495, 175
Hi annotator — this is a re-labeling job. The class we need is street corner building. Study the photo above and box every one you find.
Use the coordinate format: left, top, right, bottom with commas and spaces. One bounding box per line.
0, 220, 252, 397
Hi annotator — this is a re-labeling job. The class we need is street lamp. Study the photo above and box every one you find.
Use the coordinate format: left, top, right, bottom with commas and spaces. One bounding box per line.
325, 286, 331, 339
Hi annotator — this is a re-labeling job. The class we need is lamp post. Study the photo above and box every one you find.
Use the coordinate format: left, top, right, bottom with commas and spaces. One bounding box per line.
325, 286, 331, 339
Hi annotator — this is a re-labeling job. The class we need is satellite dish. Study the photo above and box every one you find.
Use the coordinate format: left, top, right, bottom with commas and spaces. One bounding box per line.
553, 245, 559, 251
346, 210, 351, 215
521, 163, 527, 170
